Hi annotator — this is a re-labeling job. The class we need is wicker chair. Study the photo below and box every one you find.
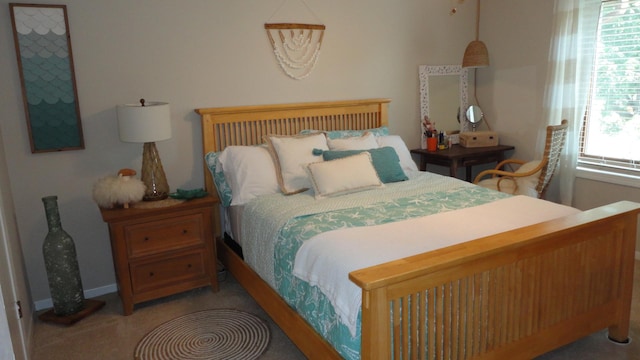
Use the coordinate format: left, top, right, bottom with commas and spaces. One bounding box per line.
473, 120, 569, 199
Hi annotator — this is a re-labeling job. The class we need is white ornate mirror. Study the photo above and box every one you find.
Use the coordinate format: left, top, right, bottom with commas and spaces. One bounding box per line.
419, 65, 469, 134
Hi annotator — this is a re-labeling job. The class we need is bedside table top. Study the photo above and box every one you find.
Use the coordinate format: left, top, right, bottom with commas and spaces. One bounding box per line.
99, 195, 217, 223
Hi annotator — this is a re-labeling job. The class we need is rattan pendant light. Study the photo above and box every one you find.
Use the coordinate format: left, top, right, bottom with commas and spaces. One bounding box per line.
462, 0, 489, 68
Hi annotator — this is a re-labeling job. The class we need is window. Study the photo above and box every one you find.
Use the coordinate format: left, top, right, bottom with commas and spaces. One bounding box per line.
579, 0, 640, 176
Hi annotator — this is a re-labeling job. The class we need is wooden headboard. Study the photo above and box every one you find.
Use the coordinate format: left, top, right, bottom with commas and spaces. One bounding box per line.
195, 98, 391, 197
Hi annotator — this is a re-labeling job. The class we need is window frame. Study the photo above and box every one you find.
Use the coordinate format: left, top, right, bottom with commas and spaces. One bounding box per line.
577, 0, 640, 184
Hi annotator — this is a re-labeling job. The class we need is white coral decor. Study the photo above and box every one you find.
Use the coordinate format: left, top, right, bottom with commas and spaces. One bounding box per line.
92, 168, 146, 208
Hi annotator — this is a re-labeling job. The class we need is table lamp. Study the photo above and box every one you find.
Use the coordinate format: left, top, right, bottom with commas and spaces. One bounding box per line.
117, 99, 172, 201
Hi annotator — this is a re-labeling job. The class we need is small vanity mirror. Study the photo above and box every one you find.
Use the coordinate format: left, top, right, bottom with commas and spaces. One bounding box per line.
466, 105, 484, 131
419, 65, 469, 134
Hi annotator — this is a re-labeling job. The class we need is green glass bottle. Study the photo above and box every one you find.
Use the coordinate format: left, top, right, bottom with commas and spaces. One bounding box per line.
42, 196, 85, 316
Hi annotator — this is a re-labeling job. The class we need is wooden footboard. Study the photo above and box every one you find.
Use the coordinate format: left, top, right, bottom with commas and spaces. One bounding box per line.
350, 201, 639, 359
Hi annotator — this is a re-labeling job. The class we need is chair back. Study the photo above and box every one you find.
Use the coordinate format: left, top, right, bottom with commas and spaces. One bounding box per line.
536, 120, 569, 198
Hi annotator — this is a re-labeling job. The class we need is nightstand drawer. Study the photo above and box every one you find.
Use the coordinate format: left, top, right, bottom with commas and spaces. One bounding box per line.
125, 214, 203, 258
130, 250, 207, 293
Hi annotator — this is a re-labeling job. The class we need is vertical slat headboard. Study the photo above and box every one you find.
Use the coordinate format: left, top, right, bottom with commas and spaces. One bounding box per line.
195, 98, 391, 198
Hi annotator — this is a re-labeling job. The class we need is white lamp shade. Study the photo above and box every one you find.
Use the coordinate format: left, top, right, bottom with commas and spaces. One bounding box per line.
117, 101, 172, 143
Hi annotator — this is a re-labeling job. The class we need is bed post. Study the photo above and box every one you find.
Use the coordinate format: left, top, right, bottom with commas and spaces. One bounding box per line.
607, 209, 638, 343
379, 101, 389, 127
360, 287, 391, 359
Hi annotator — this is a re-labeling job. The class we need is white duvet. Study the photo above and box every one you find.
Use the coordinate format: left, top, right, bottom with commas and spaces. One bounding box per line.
292, 195, 580, 336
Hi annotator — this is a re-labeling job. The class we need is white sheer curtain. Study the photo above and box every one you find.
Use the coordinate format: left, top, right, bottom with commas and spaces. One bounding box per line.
541, 0, 600, 205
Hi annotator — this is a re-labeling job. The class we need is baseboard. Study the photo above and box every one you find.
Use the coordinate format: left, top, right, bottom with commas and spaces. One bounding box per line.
34, 283, 117, 311
33, 252, 640, 310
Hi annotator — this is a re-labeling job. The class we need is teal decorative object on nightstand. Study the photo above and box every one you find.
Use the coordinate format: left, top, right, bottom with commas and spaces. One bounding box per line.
169, 188, 208, 200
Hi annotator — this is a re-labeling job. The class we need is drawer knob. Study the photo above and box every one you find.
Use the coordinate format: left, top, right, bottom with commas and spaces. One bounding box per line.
149, 272, 154, 277
187, 264, 192, 268
144, 236, 150, 241
182, 229, 188, 235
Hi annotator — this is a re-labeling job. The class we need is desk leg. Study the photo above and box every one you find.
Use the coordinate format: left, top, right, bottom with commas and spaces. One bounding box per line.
450, 160, 459, 178
420, 157, 427, 172
465, 166, 473, 182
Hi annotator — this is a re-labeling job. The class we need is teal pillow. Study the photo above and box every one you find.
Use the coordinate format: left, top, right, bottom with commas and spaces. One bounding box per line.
300, 126, 389, 139
322, 147, 408, 183
204, 151, 233, 207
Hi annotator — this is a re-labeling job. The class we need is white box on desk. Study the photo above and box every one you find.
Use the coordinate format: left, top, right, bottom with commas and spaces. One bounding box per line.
459, 131, 499, 147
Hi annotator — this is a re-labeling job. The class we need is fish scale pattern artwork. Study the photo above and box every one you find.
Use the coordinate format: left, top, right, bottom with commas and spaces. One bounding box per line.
11, 5, 84, 152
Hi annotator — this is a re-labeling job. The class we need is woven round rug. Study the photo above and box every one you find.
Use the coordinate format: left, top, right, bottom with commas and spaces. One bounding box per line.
134, 309, 270, 360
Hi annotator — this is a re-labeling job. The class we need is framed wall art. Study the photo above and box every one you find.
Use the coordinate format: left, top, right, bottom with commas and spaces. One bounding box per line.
9, 3, 84, 153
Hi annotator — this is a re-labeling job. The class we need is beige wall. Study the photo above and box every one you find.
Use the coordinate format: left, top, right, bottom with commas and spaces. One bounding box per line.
573, 178, 640, 254
0, 0, 476, 306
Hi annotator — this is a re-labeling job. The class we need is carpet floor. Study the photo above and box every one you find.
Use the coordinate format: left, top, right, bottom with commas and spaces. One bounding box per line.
32, 260, 640, 359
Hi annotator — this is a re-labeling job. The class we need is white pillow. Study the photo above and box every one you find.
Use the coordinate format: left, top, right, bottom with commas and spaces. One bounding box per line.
307, 152, 383, 199
218, 146, 280, 205
515, 160, 542, 197
266, 133, 329, 195
327, 132, 379, 151
477, 160, 542, 197
516, 160, 542, 175
376, 135, 419, 172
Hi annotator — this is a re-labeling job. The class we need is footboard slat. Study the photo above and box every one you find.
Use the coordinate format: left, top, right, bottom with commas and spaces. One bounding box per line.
402, 296, 409, 359
451, 280, 460, 360
352, 202, 639, 360
472, 273, 482, 356
427, 289, 436, 359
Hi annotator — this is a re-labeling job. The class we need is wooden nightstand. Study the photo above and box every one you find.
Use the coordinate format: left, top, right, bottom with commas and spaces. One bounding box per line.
99, 196, 218, 315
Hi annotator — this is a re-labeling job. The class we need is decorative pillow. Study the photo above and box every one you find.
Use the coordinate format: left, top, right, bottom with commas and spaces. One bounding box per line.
322, 147, 408, 183
300, 126, 389, 139
376, 135, 419, 173
204, 151, 233, 207
217, 146, 280, 206
516, 160, 542, 175
515, 160, 542, 196
476, 160, 542, 197
307, 152, 383, 199
265, 133, 329, 195
327, 132, 379, 151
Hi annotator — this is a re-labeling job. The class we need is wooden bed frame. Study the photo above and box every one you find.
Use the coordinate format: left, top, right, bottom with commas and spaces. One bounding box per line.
196, 98, 640, 359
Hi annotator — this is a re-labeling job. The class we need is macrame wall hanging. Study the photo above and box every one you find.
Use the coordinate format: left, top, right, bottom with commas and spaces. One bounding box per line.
265, 0, 325, 80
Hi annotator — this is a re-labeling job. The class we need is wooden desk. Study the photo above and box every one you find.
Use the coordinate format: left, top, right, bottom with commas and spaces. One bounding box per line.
411, 144, 515, 182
